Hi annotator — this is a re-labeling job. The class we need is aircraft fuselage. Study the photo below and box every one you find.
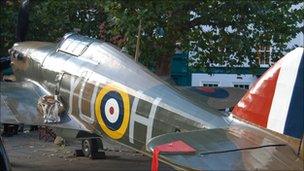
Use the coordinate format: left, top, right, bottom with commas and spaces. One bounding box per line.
9, 33, 231, 151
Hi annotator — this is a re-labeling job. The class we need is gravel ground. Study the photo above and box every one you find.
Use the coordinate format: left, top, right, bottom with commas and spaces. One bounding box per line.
2, 131, 174, 171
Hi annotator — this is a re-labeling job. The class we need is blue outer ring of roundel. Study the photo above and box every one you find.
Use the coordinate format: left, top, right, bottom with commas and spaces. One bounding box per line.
100, 91, 124, 131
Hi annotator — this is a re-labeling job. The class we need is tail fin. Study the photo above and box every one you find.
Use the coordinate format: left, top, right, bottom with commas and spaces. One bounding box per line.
233, 47, 304, 138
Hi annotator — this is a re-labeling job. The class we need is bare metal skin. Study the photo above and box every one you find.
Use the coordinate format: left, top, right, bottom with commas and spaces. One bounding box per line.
1, 33, 303, 170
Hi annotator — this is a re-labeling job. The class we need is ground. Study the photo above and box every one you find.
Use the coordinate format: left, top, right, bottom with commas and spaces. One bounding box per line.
2, 131, 174, 171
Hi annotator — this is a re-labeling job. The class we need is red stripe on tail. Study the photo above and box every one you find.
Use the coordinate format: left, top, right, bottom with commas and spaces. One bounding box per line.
232, 62, 282, 127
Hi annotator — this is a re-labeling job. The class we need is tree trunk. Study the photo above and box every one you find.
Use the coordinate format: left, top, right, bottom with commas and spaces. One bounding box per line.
155, 9, 189, 76
156, 54, 172, 76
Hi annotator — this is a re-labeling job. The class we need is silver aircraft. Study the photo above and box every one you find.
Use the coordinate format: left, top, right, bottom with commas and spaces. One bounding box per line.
1, 33, 303, 170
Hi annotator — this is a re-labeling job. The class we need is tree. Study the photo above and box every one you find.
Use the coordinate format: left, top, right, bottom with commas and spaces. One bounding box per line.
102, 1, 303, 75
27, 0, 102, 41
101, 1, 197, 74
0, 0, 102, 57
0, 0, 19, 57
1, 1, 303, 76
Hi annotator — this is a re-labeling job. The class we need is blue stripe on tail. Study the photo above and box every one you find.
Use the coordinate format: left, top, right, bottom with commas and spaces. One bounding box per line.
284, 52, 304, 138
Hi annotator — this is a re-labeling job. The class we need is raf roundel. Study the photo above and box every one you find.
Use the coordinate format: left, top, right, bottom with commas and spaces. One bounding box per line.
95, 84, 130, 139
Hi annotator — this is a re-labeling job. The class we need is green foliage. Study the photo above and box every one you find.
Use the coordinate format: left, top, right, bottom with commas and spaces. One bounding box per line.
0, 1, 19, 56
27, 0, 101, 41
103, 1, 303, 74
187, 1, 303, 71
1, 0, 303, 75
102, 1, 196, 73
0, 0, 101, 56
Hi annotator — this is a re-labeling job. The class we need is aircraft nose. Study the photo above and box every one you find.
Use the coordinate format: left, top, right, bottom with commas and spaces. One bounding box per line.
8, 42, 33, 72
8, 42, 31, 61
8, 47, 26, 61
9, 41, 53, 61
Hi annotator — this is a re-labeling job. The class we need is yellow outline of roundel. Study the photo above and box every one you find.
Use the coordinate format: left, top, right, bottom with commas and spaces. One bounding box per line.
95, 83, 130, 139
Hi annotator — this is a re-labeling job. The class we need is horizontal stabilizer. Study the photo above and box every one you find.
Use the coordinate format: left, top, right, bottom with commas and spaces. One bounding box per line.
147, 125, 303, 170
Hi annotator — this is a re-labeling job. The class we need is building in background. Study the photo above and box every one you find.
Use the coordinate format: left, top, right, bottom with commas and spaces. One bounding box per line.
191, 68, 264, 89
171, 33, 303, 88
191, 45, 271, 89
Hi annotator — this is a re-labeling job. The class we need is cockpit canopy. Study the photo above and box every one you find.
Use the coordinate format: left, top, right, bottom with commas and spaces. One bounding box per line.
57, 33, 93, 57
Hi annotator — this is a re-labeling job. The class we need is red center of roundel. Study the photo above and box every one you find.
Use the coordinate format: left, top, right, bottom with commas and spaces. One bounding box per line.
198, 87, 215, 93
109, 106, 114, 115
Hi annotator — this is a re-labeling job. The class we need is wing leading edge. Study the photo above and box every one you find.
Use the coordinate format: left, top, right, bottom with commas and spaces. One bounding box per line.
147, 125, 303, 170
0, 80, 88, 132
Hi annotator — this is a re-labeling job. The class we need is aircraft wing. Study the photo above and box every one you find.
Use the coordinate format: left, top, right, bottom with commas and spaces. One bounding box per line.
178, 87, 247, 110
0, 81, 88, 132
147, 124, 303, 170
